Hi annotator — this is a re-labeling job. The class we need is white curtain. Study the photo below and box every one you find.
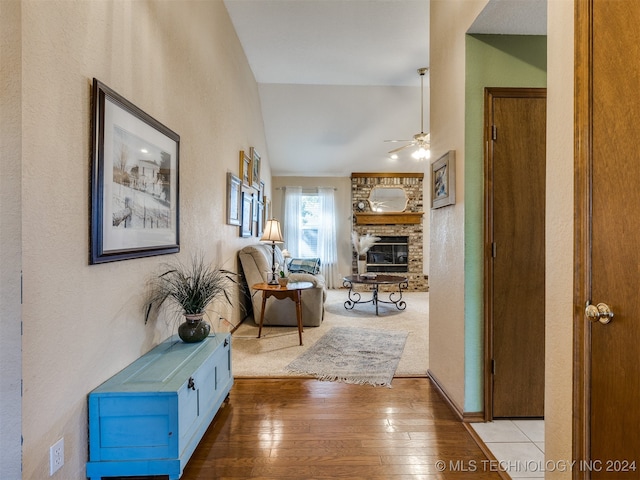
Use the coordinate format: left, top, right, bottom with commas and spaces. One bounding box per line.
317, 187, 338, 288
283, 186, 302, 257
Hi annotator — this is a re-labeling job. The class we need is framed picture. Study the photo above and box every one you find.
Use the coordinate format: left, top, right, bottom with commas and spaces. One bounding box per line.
259, 180, 265, 201
240, 191, 253, 237
239, 150, 251, 186
252, 192, 258, 223
249, 147, 261, 189
256, 201, 264, 237
226, 172, 242, 226
431, 150, 456, 209
90, 78, 179, 264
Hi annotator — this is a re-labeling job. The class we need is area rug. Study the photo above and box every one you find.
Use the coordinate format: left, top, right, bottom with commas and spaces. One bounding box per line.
230, 289, 428, 377
284, 326, 408, 387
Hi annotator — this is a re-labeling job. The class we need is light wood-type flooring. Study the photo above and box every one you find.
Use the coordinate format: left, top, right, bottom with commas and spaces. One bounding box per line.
178, 377, 503, 479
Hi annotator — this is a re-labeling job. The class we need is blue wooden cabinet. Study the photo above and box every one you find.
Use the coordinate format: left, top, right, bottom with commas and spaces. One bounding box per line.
86, 334, 233, 480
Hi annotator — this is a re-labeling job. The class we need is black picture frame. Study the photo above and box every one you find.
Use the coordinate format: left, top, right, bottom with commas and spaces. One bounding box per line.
90, 78, 180, 264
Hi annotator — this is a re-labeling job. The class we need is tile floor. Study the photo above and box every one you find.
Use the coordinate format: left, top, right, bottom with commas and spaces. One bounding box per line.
471, 419, 545, 478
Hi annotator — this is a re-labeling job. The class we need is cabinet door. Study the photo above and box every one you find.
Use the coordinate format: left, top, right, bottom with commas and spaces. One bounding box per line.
92, 394, 177, 461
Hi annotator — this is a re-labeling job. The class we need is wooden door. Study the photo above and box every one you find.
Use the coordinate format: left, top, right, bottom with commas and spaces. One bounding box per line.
575, 1, 640, 477
485, 88, 546, 418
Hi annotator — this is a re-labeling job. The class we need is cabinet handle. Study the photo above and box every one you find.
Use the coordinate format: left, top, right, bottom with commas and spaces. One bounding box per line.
188, 377, 195, 390
224, 338, 229, 347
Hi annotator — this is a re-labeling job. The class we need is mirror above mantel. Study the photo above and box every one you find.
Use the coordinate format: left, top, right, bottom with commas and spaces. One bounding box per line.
368, 186, 408, 213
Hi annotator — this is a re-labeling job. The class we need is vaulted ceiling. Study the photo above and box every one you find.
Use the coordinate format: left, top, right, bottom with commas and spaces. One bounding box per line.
224, 0, 546, 177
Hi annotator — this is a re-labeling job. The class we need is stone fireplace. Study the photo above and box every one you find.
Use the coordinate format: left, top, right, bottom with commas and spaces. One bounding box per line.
366, 235, 408, 273
351, 173, 429, 291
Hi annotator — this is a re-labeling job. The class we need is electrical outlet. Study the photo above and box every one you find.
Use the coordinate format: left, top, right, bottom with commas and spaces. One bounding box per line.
49, 437, 64, 476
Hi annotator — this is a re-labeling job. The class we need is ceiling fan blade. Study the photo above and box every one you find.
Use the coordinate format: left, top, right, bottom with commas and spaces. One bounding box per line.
384, 68, 430, 156
388, 142, 417, 154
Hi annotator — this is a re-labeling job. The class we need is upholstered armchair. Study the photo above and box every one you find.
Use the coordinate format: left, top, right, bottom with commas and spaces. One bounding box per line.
238, 244, 326, 327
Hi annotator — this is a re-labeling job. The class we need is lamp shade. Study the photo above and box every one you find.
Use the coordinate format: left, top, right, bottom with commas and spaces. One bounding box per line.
260, 219, 284, 243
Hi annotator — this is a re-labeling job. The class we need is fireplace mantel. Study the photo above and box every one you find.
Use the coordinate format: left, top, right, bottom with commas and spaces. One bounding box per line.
354, 212, 423, 225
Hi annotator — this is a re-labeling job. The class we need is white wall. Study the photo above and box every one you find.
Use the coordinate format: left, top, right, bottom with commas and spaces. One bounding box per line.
429, 0, 488, 412
12, 1, 269, 478
545, 1, 574, 477
0, 1, 23, 478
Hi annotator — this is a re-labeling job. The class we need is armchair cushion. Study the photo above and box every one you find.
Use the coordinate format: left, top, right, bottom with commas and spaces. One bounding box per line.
238, 244, 326, 327
287, 257, 321, 275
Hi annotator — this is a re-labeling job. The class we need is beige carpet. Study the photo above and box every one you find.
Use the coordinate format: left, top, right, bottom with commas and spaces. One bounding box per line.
230, 288, 428, 377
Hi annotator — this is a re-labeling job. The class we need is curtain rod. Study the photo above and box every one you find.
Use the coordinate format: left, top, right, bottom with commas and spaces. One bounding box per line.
275, 186, 337, 191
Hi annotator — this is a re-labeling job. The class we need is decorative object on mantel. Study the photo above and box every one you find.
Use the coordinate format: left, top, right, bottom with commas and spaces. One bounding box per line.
368, 186, 408, 212
144, 253, 238, 343
351, 232, 381, 275
431, 150, 456, 209
260, 218, 284, 285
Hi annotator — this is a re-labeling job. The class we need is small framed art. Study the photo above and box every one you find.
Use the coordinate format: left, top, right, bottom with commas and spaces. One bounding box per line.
249, 147, 261, 189
227, 172, 242, 226
240, 191, 253, 237
239, 150, 251, 187
431, 150, 456, 209
256, 201, 264, 237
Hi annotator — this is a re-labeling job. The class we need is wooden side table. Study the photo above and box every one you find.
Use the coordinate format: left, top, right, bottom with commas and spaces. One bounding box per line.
251, 281, 314, 345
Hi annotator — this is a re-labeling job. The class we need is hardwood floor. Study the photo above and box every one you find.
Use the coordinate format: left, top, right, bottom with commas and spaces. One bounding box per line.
180, 377, 503, 479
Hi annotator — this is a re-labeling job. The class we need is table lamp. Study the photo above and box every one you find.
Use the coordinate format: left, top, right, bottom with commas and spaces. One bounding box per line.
260, 218, 284, 285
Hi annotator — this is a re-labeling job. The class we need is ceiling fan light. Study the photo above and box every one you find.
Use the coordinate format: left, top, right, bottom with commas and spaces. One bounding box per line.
390, 153, 398, 160
412, 147, 430, 160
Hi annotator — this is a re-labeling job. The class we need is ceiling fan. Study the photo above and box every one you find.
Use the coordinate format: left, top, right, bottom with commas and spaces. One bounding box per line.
385, 67, 431, 160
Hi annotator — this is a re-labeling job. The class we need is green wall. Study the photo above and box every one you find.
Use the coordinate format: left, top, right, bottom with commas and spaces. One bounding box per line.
464, 35, 547, 413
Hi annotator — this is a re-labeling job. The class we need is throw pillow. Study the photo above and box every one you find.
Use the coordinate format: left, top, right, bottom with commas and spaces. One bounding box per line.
287, 257, 321, 275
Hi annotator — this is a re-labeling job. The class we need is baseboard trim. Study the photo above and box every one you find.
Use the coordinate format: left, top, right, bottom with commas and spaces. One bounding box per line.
427, 369, 464, 421
427, 370, 484, 423
463, 410, 485, 422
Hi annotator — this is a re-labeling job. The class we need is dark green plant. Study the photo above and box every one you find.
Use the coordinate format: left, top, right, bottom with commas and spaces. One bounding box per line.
144, 254, 238, 324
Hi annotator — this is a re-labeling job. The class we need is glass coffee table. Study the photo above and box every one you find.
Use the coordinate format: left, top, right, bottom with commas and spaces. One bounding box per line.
342, 274, 408, 316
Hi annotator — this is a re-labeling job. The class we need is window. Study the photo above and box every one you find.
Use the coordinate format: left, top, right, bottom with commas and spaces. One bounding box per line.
300, 194, 320, 257
283, 186, 338, 288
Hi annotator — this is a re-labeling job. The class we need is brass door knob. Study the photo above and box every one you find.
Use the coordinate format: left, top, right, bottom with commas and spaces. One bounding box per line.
585, 302, 614, 324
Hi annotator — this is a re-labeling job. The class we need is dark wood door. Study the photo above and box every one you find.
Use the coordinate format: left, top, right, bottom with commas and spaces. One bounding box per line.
576, 1, 640, 477
485, 88, 546, 418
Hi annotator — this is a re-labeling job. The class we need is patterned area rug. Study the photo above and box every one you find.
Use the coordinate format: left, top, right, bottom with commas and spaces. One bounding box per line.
284, 326, 408, 387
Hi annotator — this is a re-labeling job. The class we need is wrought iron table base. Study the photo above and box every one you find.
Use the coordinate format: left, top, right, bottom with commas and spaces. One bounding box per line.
343, 275, 408, 316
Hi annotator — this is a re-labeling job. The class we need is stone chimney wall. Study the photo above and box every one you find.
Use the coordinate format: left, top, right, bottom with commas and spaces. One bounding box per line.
351, 173, 429, 292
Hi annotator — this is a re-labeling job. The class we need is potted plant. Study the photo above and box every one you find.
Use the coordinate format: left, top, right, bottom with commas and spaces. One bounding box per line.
144, 253, 238, 343
277, 266, 289, 287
